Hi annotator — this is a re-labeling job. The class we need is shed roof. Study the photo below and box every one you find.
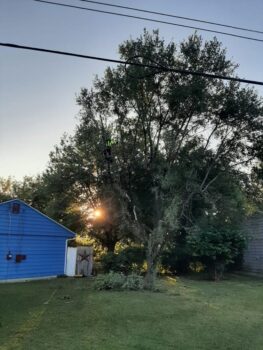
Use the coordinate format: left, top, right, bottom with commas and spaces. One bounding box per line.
0, 199, 75, 237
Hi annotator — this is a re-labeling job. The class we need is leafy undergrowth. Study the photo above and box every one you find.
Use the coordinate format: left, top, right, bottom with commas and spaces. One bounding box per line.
0, 275, 263, 350
93, 272, 144, 291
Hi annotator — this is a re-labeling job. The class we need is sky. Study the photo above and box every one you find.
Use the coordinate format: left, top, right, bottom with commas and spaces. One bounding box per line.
1, 0, 263, 180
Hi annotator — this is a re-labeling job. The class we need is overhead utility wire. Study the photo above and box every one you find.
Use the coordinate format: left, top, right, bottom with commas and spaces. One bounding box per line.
1, 42, 263, 86
76, 0, 263, 35
33, 0, 263, 43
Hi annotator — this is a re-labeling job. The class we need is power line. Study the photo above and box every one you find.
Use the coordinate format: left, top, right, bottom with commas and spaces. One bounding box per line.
76, 0, 263, 35
33, 0, 263, 43
1, 42, 263, 86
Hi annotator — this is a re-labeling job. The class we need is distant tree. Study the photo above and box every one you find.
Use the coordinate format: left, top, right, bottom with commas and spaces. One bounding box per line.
13, 176, 49, 211
0, 177, 16, 201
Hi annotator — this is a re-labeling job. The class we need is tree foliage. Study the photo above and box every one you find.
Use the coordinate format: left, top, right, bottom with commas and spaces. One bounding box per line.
187, 225, 247, 280
40, 30, 263, 288
1, 30, 262, 288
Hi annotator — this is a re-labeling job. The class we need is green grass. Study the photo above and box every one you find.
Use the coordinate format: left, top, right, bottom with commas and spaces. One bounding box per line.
1, 275, 263, 350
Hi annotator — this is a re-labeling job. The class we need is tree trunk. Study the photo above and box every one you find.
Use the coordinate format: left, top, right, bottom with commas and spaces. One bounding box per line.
209, 261, 225, 281
144, 249, 157, 290
106, 240, 117, 253
144, 261, 156, 290
103, 229, 118, 252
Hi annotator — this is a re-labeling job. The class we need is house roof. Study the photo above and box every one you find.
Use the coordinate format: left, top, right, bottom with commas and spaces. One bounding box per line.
0, 199, 75, 237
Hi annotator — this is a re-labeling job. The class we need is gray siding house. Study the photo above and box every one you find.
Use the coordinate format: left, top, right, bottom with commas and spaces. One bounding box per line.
243, 214, 263, 275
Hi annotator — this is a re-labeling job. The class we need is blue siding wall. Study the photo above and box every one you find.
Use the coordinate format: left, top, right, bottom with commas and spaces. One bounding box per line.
0, 200, 74, 281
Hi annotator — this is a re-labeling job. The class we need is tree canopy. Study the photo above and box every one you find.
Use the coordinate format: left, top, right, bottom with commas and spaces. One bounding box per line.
1, 30, 262, 287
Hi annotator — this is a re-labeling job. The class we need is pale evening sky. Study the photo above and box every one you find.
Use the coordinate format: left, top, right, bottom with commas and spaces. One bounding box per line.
1, 0, 263, 180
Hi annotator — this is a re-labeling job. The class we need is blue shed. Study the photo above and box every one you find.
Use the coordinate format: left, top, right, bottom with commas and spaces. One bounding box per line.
0, 199, 75, 282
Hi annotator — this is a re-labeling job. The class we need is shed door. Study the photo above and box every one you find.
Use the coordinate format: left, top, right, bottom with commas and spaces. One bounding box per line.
76, 247, 93, 276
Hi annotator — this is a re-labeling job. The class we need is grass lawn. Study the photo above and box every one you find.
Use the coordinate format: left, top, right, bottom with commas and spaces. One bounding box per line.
0, 275, 263, 350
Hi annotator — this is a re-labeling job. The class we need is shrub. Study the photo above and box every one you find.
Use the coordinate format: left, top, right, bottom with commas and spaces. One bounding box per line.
121, 273, 144, 290
100, 247, 146, 274
117, 247, 146, 274
161, 243, 192, 275
93, 272, 144, 291
93, 271, 126, 290
100, 252, 119, 273
187, 226, 248, 280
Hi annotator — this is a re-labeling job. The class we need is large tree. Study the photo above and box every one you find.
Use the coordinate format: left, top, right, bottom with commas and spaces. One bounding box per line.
45, 30, 263, 288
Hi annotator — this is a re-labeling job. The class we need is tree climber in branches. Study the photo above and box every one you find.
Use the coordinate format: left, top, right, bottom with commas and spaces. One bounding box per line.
103, 138, 117, 162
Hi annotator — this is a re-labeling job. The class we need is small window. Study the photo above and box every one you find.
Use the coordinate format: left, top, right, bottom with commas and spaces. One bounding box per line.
11, 203, 20, 214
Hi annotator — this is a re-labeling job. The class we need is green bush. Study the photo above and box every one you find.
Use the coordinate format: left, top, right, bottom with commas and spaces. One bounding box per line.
100, 247, 146, 274
93, 272, 126, 290
93, 272, 144, 291
187, 226, 248, 280
161, 243, 192, 275
100, 252, 119, 273
121, 273, 144, 290
117, 247, 146, 274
